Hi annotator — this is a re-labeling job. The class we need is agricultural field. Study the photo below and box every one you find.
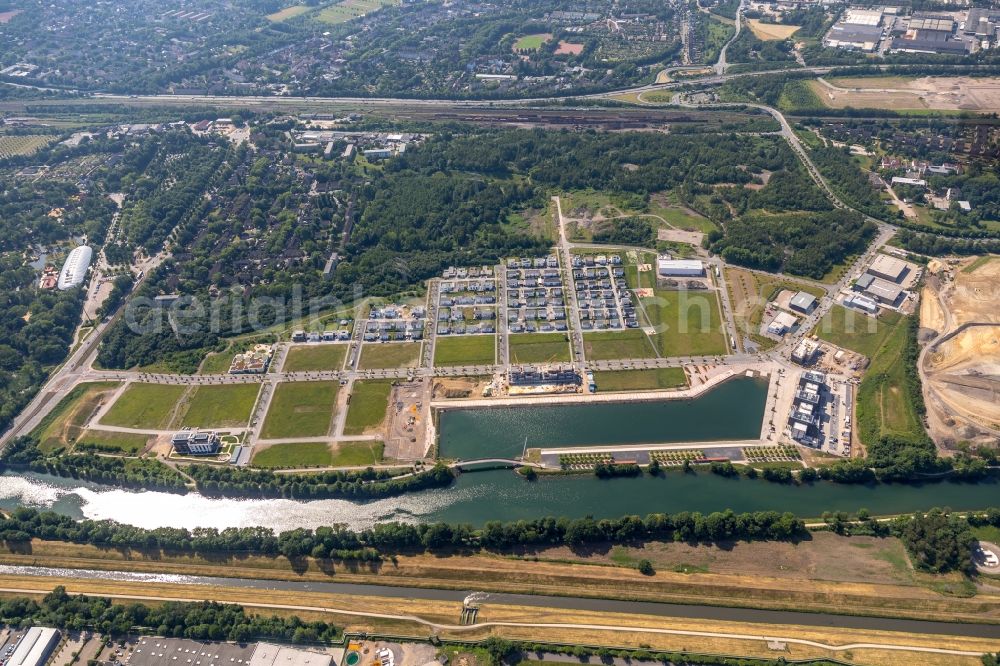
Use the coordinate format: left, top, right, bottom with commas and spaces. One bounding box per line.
344, 380, 393, 436
513, 33, 552, 51
0, 135, 55, 157
176, 384, 259, 429
100, 384, 186, 430
266, 4, 310, 21
593, 368, 687, 392
642, 290, 728, 357
583, 330, 656, 360
814, 306, 903, 359
315, 0, 398, 24
434, 336, 496, 367
252, 442, 333, 469
509, 333, 571, 364
747, 19, 800, 40
359, 342, 421, 369
283, 345, 348, 372
31, 382, 120, 453
260, 381, 339, 439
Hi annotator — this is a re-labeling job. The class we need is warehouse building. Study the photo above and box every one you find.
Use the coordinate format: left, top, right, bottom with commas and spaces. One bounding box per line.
824, 23, 883, 50
867, 254, 910, 283
855, 274, 904, 305
8, 627, 60, 666
789, 291, 817, 314
845, 293, 879, 314
249, 644, 332, 666
656, 258, 705, 277
57, 244, 93, 290
767, 311, 798, 336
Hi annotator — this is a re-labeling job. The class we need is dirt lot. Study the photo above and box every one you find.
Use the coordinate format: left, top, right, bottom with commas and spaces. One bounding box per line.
812, 76, 1000, 111
921, 256, 1000, 445
748, 19, 800, 40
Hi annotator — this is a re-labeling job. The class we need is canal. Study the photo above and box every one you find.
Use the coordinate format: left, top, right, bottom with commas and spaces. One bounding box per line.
0, 469, 995, 532
438, 375, 769, 459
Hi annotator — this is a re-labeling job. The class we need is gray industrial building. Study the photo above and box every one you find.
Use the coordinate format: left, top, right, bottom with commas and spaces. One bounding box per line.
7, 627, 60, 666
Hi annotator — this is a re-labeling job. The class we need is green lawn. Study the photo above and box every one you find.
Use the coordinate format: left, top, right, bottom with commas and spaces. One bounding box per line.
101, 383, 186, 430
177, 384, 260, 429
647, 202, 718, 233
75, 430, 151, 455
260, 381, 339, 439
434, 336, 495, 366
344, 380, 393, 435
856, 315, 923, 444
972, 525, 1000, 544
583, 330, 656, 360
814, 306, 902, 358
359, 342, 421, 369
330, 440, 385, 466
643, 290, 728, 357
508, 333, 571, 364
283, 344, 349, 372
266, 4, 309, 21
593, 368, 687, 392
513, 33, 552, 51
32, 382, 120, 453
253, 442, 333, 469
198, 348, 236, 375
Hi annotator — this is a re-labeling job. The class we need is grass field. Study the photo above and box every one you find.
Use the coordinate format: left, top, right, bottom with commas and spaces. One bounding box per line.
643, 290, 728, 357
75, 430, 151, 455
266, 4, 309, 21
176, 384, 259, 429
344, 380, 392, 435
0, 135, 54, 157
315, 0, 398, 24
197, 349, 235, 375
726, 267, 826, 350
856, 315, 923, 443
100, 384, 186, 430
330, 440, 384, 466
513, 33, 552, 51
747, 19, 800, 40
260, 381, 339, 439
433, 336, 495, 366
593, 368, 687, 392
814, 306, 902, 359
283, 345, 348, 372
253, 442, 333, 469
359, 342, 421, 369
583, 330, 656, 360
508, 333, 571, 364
32, 382, 120, 453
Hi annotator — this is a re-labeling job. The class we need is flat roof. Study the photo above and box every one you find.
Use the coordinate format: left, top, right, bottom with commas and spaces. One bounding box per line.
657, 259, 704, 269
868, 253, 909, 281
773, 311, 798, 328
249, 644, 332, 666
129, 638, 255, 666
790, 292, 817, 308
9, 627, 60, 666
828, 23, 884, 40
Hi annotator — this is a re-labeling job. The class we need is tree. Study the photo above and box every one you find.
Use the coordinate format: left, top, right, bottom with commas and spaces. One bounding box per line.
637, 559, 655, 576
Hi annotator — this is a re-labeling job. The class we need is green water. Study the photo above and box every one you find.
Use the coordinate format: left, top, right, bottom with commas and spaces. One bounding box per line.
439, 375, 769, 459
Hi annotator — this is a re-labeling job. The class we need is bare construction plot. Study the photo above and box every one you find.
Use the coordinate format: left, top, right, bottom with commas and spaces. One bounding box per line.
812, 76, 1000, 112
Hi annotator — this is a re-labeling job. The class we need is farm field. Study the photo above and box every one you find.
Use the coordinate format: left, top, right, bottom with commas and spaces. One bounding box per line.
283, 345, 348, 372
433, 336, 495, 367
260, 381, 339, 439
100, 384, 186, 430
747, 19, 800, 40
266, 4, 309, 21
176, 384, 259, 429
315, 0, 398, 24
359, 342, 421, 369
0, 135, 54, 157
814, 306, 902, 359
344, 379, 393, 436
508, 333, 571, 364
31, 382, 120, 453
643, 290, 728, 357
593, 368, 687, 392
252, 442, 333, 469
583, 330, 656, 360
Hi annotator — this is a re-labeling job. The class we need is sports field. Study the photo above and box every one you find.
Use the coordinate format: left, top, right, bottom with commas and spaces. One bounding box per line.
260, 381, 339, 439
266, 4, 309, 21
315, 0, 398, 24
283, 345, 348, 372
513, 33, 552, 51
344, 380, 392, 435
359, 342, 421, 369
508, 333, 571, 364
434, 336, 495, 366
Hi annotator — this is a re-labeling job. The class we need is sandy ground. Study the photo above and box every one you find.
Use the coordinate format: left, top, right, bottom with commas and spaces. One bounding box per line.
747, 19, 800, 40
812, 76, 1000, 112
921, 256, 1000, 444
